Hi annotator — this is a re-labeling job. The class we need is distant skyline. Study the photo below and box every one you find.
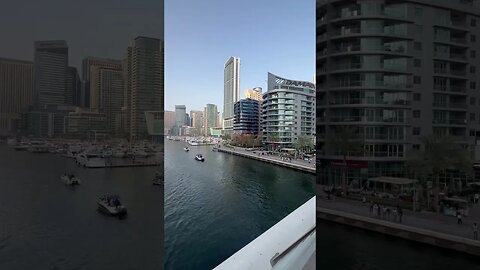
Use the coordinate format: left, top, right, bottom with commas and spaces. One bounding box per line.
0, 0, 163, 72
165, 0, 315, 113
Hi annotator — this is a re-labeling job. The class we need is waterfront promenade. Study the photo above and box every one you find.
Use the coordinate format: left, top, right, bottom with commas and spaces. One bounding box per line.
216, 146, 315, 174
317, 185, 480, 256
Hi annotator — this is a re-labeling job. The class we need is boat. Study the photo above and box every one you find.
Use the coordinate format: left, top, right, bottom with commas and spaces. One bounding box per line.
97, 195, 127, 216
28, 141, 49, 153
212, 147, 218, 152
184, 147, 190, 152
195, 154, 205, 162
61, 174, 81, 186
14, 143, 29, 151
152, 171, 163, 185
76, 152, 106, 168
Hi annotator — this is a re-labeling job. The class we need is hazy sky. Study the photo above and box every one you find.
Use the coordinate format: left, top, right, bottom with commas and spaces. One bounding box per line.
0, 0, 163, 73
165, 0, 315, 113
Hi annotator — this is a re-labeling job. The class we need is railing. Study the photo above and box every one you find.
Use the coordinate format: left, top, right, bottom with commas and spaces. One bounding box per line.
329, 116, 407, 123
328, 98, 410, 106
331, 80, 412, 89
450, 53, 467, 60
214, 197, 315, 270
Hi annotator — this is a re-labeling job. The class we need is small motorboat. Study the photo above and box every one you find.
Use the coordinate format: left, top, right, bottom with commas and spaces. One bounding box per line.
152, 171, 163, 185
195, 154, 205, 162
97, 195, 127, 216
212, 147, 218, 152
61, 174, 81, 186
184, 147, 190, 152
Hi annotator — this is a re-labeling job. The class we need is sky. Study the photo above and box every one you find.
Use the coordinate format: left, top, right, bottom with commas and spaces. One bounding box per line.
165, 0, 315, 114
0, 0, 163, 73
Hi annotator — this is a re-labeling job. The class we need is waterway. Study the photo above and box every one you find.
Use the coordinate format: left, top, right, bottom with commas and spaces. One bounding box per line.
164, 139, 315, 269
0, 144, 163, 270
317, 220, 480, 269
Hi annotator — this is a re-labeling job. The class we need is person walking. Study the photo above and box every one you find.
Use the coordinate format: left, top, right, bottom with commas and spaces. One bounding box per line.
457, 212, 463, 225
473, 222, 478, 240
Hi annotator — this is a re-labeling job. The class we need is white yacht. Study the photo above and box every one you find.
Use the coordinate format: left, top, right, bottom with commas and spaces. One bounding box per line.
76, 152, 106, 168
195, 154, 205, 162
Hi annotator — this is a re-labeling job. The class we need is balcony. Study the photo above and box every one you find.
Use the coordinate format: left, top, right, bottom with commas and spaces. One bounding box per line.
328, 98, 410, 106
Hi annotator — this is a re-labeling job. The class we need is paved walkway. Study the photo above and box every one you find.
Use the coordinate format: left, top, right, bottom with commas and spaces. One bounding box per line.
218, 146, 316, 172
316, 185, 480, 241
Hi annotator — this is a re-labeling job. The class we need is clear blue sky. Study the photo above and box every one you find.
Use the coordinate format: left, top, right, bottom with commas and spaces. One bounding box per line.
165, 0, 315, 114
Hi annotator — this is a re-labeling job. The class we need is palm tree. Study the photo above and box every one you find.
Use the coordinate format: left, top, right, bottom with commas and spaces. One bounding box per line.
327, 126, 363, 196
408, 135, 472, 213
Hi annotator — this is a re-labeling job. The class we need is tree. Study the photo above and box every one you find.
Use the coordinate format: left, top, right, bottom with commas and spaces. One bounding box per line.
295, 135, 314, 154
267, 133, 280, 151
327, 126, 363, 196
253, 135, 263, 147
408, 135, 473, 213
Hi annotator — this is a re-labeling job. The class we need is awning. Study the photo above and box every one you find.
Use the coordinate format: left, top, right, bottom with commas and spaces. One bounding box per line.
368, 176, 417, 185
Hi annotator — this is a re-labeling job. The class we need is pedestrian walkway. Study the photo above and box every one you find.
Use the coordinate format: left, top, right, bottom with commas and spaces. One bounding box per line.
217, 146, 315, 173
316, 185, 480, 240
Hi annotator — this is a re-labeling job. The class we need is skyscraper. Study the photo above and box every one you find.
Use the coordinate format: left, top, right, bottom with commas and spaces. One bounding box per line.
204, 103, 219, 136
34, 40, 68, 107
67, 66, 81, 106
125, 36, 163, 141
98, 68, 125, 137
317, 0, 480, 185
234, 98, 260, 135
223, 56, 240, 135
164, 110, 176, 134
0, 58, 34, 135
82, 57, 122, 110
175, 105, 186, 127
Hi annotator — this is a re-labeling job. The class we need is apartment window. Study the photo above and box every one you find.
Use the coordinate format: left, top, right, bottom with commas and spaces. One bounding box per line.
413, 127, 421, 135
471, 50, 476, 58
414, 76, 421, 84
413, 93, 421, 101
472, 35, 477, 42
472, 18, 477, 27
470, 129, 476, 137
471, 66, 476, 74
414, 7, 423, 17
413, 110, 421, 118
414, 42, 422, 50
471, 97, 476, 105
412, 144, 420, 150
414, 59, 421, 67
471, 113, 476, 121
471, 81, 476, 89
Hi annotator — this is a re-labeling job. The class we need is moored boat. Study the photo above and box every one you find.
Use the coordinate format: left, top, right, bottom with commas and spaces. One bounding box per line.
61, 174, 81, 186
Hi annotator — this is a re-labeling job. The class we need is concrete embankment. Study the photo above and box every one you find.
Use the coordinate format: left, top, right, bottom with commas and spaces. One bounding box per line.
317, 207, 480, 257
216, 148, 315, 174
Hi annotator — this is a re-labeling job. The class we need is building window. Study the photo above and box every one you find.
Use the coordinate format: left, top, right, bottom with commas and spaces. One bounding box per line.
471, 66, 476, 74
472, 18, 477, 27
471, 50, 476, 58
471, 113, 476, 121
413, 127, 421, 135
471, 81, 476, 89
472, 35, 477, 42
413, 93, 421, 101
412, 144, 420, 150
470, 129, 476, 137
414, 7, 423, 17
414, 59, 421, 67
413, 110, 421, 118
471, 97, 476, 105
414, 76, 421, 84
414, 42, 422, 50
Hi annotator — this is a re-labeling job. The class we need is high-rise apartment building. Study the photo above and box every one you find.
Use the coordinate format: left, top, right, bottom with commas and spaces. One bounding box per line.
317, 0, 480, 184
67, 67, 81, 106
124, 36, 163, 141
204, 103, 219, 136
262, 73, 315, 149
97, 68, 125, 137
34, 40, 68, 107
0, 58, 34, 135
164, 110, 176, 134
234, 98, 260, 135
245, 87, 263, 101
82, 57, 123, 110
223, 56, 240, 135
190, 110, 204, 136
